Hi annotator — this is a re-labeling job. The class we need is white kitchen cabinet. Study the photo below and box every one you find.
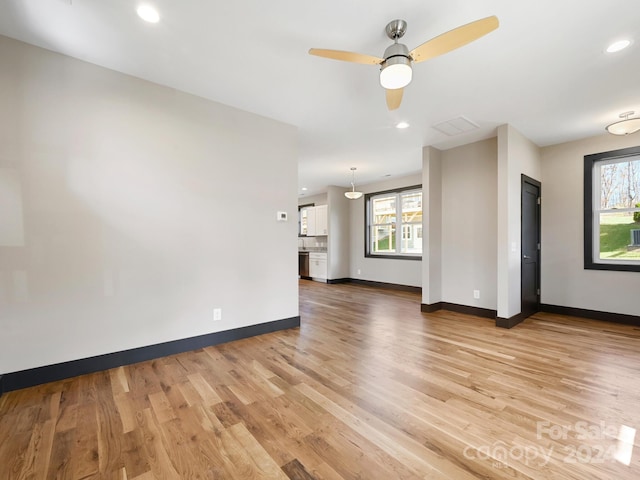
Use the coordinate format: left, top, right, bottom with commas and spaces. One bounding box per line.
309, 252, 327, 280
304, 205, 327, 237
315, 204, 328, 235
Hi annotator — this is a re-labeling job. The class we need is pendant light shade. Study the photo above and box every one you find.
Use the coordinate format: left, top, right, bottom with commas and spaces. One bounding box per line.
345, 167, 363, 200
606, 111, 640, 136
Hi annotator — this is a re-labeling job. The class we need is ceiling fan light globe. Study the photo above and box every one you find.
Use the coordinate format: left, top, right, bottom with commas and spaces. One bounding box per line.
606, 117, 640, 136
345, 191, 363, 200
380, 60, 412, 89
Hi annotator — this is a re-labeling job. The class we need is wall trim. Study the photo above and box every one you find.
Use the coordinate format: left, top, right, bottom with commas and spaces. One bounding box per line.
421, 302, 497, 319
421, 302, 443, 313
496, 311, 530, 329
540, 304, 640, 327
326, 278, 350, 284
422, 302, 640, 329
347, 278, 422, 294
1, 316, 300, 394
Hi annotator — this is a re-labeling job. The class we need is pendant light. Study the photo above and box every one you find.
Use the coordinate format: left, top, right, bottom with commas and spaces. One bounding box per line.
345, 167, 363, 200
606, 111, 640, 136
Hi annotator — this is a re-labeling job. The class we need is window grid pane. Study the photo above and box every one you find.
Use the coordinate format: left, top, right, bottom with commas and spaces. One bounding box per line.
371, 225, 396, 253
372, 196, 396, 225
598, 212, 640, 261
599, 158, 640, 210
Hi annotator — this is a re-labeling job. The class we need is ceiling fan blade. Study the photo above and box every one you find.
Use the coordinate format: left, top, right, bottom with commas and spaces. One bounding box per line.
386, 88, 404, 110
309, 48, 383, 65
409, 15, 499, 63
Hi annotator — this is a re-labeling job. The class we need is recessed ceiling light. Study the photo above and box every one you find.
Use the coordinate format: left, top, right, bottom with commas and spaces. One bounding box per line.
301, 187, 308, 191
396, 121, 410, 129
606, 39, 631, 53
137, 4, 160, 23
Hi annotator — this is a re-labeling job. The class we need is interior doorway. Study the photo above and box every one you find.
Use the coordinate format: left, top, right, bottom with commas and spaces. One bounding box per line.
521, 175, 541, 318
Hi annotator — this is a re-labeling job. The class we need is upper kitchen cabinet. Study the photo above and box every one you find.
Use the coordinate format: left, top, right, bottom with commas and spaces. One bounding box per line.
315, 205, 328, 235
301, 204, 327, 237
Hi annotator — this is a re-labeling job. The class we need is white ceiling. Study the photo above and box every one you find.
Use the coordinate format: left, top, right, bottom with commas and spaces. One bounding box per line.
1, 1, 639, 197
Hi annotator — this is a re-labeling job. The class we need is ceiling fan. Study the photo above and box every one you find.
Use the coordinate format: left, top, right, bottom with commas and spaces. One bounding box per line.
309, 15, 499, 110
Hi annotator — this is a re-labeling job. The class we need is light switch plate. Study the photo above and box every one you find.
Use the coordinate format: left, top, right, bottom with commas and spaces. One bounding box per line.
277, 211, 288, 221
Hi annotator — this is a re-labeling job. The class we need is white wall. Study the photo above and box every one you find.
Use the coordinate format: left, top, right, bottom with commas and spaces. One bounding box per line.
422, 147, 442, 304
0, 36, 298, 374
349, 173, 422, 287
440, 139, 498, 309
0, 168, 25, 246
541, 133, 640, 316
497, 125, 542, 318
298, 193, 327, 207
327, 186, 350, 280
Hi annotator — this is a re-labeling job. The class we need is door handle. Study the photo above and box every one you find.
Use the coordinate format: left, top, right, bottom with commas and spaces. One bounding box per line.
523, 255, 531, 259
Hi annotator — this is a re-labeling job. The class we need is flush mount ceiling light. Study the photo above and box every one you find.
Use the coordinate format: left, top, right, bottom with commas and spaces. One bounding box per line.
345, 167, 363, 200
606, 111, 640, 136
137, 4, 160, 23
396, 121, 410, 129
606, 39, 631, 53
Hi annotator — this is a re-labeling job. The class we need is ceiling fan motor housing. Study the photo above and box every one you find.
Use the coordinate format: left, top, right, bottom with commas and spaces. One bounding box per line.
380, 43, 413, 89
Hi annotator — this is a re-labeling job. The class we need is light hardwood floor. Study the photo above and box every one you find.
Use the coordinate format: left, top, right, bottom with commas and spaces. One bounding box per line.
1, 279, 639, 479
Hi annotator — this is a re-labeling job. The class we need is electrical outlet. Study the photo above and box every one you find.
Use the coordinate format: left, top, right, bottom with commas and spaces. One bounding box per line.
473, 290, 480, 299
357, 269, 361, 275
213, 308, 222, 321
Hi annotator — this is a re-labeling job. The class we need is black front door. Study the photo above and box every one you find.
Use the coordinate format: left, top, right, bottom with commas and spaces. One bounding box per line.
521, 175, 541, 318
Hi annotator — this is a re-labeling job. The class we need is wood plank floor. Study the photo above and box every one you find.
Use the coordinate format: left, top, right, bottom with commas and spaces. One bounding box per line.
1, 279, 639, 479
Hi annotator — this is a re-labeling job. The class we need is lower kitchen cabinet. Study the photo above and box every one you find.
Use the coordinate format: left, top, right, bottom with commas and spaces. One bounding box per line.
309, 252, 327, 280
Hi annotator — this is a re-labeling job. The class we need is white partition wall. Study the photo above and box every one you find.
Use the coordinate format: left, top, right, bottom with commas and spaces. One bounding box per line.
0, 36, 298, 375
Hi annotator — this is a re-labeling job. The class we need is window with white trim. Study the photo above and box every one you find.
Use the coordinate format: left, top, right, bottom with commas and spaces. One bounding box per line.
365, 186, 422, 258
298, 203, 314, 236
584, 146, 640, 271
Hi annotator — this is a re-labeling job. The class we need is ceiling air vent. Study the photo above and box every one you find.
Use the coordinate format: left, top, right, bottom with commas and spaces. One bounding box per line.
432, 116, 479, 136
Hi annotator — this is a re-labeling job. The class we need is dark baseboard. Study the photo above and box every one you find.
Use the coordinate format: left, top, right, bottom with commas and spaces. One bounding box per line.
326, 278, 350, 284
496, 311, 530, 329
421, 302, 497, 320
0, 374, 4, 398
422, 301, 640, 330
1, 316, 300, 394
440, 302, 497, 319
347, 278, 422, 294
540, 304, 640, 327
421, 302, 443, 313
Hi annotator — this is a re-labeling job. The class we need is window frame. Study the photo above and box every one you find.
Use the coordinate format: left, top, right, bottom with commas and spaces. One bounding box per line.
365, 185, 422, 260
298, 203, 314, 237
584, 145, 640, 272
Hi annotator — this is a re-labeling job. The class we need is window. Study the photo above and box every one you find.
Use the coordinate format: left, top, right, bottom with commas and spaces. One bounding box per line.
298, 203, 313, 236
584, 146, 640, 271
365, 186, 422, 259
